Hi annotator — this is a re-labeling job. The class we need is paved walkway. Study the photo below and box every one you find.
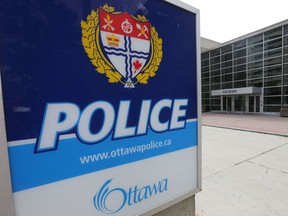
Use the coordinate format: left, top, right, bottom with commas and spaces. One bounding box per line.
196, 126, 288, 216
202, 112, 288, 136
196, 113, 288, 216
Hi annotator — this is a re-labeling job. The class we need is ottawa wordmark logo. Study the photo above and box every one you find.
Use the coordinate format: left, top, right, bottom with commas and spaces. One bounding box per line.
93, 178, 168, 214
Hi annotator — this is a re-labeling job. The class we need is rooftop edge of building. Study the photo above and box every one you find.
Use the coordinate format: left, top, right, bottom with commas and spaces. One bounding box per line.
201, 37, 221, 53
201, 18, 288, 53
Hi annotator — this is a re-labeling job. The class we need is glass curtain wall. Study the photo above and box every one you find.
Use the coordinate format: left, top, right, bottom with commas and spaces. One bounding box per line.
263, 27, 282, 112
201, 22, 288, 113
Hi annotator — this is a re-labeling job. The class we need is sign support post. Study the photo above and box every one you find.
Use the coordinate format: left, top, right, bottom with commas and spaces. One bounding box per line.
0, 72, 15, 216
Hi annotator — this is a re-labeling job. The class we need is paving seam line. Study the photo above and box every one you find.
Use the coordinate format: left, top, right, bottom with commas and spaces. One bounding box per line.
234, 142, 288, 167
202, 125, 288, 137
246, 160, 288, 175
202, 142, 288, 179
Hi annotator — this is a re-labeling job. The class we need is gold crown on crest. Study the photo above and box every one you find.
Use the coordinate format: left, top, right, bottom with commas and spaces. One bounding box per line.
106, 34, 120, 47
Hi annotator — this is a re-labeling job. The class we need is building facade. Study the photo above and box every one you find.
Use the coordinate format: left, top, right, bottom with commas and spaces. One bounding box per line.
201, 20, 288, 114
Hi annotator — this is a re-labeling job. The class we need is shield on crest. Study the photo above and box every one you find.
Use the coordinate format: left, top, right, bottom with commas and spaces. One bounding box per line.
99, 9, 151, 88
81, 5, 162, 88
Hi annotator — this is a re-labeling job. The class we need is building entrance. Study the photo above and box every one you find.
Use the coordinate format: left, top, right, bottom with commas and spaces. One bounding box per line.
248, 95, 260, 113
223, 96, 245, 112
222, 96, 232, 112
222, 95, 262, 113
234, 95, 245, 112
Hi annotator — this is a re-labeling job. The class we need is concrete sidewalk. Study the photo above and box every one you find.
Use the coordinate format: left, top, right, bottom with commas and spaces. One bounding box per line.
202, 112, 288, 137
196, 126, 288, 216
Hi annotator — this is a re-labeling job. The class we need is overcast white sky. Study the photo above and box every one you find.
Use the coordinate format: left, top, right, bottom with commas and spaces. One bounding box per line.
180, 0, 288, 43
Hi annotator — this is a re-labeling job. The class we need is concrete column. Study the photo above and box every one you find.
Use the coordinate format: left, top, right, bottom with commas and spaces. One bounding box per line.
153, 196, 195, 216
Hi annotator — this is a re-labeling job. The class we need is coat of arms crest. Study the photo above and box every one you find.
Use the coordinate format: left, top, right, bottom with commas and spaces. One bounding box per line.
81, 4, 163, 88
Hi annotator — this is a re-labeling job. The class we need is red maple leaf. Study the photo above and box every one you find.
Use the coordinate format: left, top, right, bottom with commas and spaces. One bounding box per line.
133, 60, 142, 73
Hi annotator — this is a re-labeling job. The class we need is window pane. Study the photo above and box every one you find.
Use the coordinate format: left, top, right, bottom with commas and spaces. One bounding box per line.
284, 46, 288, 55
248, 68, 263, 79
248, 78, 263, 87
221, 45, 232, 54
222, 53, 232, 62
248, 53, 263, 62
234, 80, 246, 88
265, 38, 282, 50
284, 64, 288, 74
248, 43, 263, 55
264, 65, 282, 77
264, 76, 282, 87
202, 99, 210, 105
264, 106, 281, 112
222, 67, 232, 74
222, 60, 232, 68
234, 40, 246, 50
210, 49, 220, 57
234, 72, 246, 81
234, 57, 246, 65
283, 96, 288, 105
284, 75, 288, 85
284, 87, 288, 95
211, 56, 220, 65
211, 106, 221, 111
202, 78, 209, 85
248, 34, 263, 45
211, 97, 221, 105
211, 97, 221, 111
202, 72, 209, 78
211, 76, 221, 83
264, 48, 282, 59
223, 74, 232, 82
234, 49, 246, 58
264, 87, 282, 96
234, 64, 246, 72
264, 27, 282, 40
202, 52, 209, 60
264, 97, 281, 104
222, 82, 232, 89
202, 85, 210, 92
285, 25, 288, 35
265, 57, 282, 67
211, 64, 220, 71
284, 55, 288, 63
211, 69, 220, 76
284, 36, 288, 46
202, 66, 209, 73
211, 84, 220, 90
201, 59, 209, 67
202, 92, 210, 98
248, 60, 263, 69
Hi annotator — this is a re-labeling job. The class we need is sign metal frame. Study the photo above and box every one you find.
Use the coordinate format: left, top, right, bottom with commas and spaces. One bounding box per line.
158, 0, 202, 214
0, 0, 201, 215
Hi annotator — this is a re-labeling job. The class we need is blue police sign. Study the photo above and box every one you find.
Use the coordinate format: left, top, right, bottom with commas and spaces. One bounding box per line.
0, 1, 201, 215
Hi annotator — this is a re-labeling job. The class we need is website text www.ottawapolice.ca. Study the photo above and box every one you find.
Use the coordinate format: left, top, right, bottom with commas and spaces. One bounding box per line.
79, 139, 172, 164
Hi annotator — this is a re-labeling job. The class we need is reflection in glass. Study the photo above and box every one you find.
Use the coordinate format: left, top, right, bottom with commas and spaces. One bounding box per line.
264, 65, 282, 77
265, 38, 282, 50
264, 76, 282, 87
248, 34, 263, 45
249, 96, 255, 112
264, 27, 282, 40
248, 43, 263, 55
234, 95, 245, 112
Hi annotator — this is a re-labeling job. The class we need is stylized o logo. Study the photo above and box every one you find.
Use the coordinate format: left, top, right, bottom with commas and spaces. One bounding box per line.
94, 179, 127, 214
